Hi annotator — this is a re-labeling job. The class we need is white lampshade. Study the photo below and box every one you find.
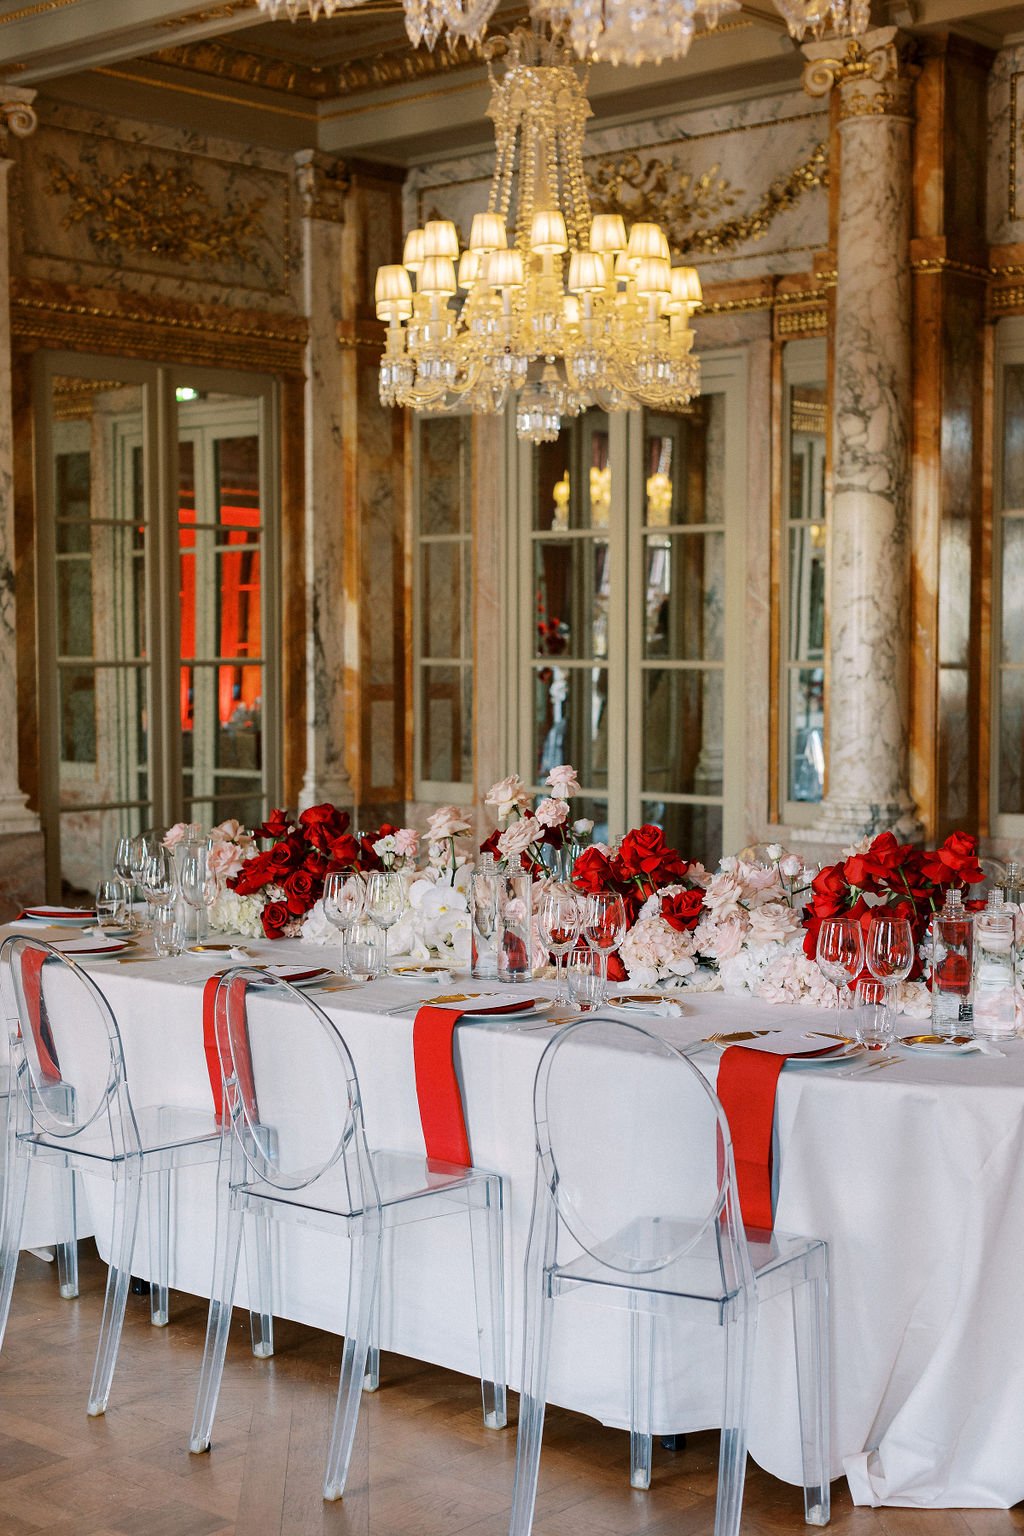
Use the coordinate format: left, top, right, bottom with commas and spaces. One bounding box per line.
418, 255, 458, 297
469, 212, 508, 253
530, 208, 568, 255
403, 228, 425, 272
589, 213, 627, 254
568, 250, 606, 294
457, 249, 482, 288
423, 219, 460, 259
486, 248, 525, 289
634, 256, 671, 298
375, 264, 414, 306
626, 221, 670, 263
668, 264, 703, 312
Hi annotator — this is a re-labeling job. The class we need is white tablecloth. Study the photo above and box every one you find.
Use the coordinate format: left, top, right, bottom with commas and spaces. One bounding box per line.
4, 929, 1024, 1510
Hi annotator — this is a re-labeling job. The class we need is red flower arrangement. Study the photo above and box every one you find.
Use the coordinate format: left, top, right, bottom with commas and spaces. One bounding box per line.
801, 830, 985, 981
228, 803, 366, 939
570, 824, 702, 981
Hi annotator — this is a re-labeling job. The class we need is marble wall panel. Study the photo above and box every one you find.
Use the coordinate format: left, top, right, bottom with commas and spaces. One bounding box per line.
404, 87, 829, 289
988, 43, 1024, 247
11, 100, 303, 313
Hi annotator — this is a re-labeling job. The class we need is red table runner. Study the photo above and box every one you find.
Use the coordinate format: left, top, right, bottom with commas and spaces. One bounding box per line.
413, 998, 535, 1167
716, 1040, 840, 1232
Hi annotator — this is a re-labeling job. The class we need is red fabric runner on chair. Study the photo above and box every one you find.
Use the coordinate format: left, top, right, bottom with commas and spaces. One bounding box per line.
716, 1040, 840, 1233
413, 998, 534, 1167
202, 972, 259, 1123
19, 947, 62, 1083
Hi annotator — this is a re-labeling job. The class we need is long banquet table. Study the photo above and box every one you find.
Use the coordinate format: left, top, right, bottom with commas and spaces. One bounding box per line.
4, 925, 1024, 1511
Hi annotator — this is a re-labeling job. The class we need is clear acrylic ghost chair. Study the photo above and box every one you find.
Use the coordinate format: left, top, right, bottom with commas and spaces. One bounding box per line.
0, 934, 223, 1414
509, 1017, 830, 1536
189, 967, 506, 1500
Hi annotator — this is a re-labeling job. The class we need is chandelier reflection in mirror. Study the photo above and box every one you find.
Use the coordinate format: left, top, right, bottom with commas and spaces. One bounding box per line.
373, 27, 703, 444
258, 0, 869, 63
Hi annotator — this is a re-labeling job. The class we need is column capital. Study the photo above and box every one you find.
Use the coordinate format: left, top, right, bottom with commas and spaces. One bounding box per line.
293, 149, 350, 224
802, 27, 918, 120
0, 85, 37, 155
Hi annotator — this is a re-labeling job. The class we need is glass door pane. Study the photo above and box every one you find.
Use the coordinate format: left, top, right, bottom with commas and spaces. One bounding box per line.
177, 392, 266, 830
50, 375, 151, 893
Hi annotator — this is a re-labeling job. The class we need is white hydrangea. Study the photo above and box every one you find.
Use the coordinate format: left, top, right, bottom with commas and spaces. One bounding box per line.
208, 887, 265, 940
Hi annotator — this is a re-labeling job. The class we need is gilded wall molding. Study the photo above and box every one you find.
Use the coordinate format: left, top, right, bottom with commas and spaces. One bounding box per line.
588, 142, 828, 259
0, 87, 37, 152
11, 280, 308, 372
47, 156, 268, 266
0, 0, 78, 23
294, 150, 349, 224
777, 306, 827, 335
802, 28, 918, 121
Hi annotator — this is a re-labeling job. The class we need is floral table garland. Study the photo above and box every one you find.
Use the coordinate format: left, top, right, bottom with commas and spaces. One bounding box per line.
166, 765, 987, 1015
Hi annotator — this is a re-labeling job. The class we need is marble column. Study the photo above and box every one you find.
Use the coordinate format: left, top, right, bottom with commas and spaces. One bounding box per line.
0, 88, 42, 914
802, 30, 921, 843
293, 151, 354, 812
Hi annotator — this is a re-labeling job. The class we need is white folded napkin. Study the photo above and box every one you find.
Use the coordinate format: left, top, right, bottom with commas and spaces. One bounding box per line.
228, 946, 253, 962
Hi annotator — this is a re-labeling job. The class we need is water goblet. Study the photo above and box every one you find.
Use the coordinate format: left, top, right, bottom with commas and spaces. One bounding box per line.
365, 869, 405, 977
141, 844, 175, 924
346, 920, 383, 982
152, 902, 186, 958
583, 891, 628, 994
94, 880, 121, 932
537, 883, 581, 1005
179, 842, 217, 946
866, 914, 914, 1031
323, 872, 365, 977
814, 916, 865, 1011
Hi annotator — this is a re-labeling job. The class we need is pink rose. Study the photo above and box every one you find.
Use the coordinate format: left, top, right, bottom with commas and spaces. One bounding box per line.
779, 853, 803, 880
746, 901, 803, 945
535, 797, 569, 829
210, 818, 249, 845
545, 764, 581, 800
163, 822, 188, 849
702, 871, 746, 921
426, 805, 472, 841
208, 841, 245, 880
699, 914, 747, 961
485, 775, 530, 820
498, 816, 542, 861
393, 827, 420, 859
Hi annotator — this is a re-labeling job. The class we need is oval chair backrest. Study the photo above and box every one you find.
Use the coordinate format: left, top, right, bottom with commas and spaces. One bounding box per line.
0, 935, 141, 1155
533, 1016, 754, 1291
214, 967, 377, 1211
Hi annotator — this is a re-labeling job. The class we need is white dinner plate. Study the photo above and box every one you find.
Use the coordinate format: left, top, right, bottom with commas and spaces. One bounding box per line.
266, 965, 335, 987
465, 998, 555, 1021
22, 906, 97, 927
50, 936, 132, 956
899, 1034, 981, 1054
392, 962, 455, 977
782, 1041, 865, 1069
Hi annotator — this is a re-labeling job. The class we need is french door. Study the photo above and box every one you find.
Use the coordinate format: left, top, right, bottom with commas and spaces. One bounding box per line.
507, 352, 746, 867
34, 353, 281, 898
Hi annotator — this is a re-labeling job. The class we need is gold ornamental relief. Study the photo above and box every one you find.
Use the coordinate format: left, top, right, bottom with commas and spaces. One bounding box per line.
588, 143, 827, 258
47, 158, 268, 266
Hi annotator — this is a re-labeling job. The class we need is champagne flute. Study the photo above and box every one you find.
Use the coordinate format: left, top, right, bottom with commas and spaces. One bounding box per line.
866, 915, 914, 1041
323, 872, 365, 977
583, 891, 628, 1004
537, 883, 581, 1005
129, 833, 155, 928
179, 842, 216, 946
114, 834, 137, 929
814, 917, 865, 1011
364, 869, 405, 977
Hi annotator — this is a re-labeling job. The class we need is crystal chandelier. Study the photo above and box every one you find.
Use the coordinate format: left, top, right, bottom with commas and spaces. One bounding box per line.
256, 0, 869, 63
373, 26, 703, 444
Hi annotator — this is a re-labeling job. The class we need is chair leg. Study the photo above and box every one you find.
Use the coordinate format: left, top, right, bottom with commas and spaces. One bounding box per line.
0, 1148, 30, 1354
791, 1256, 831, 1527
508, 1286, 554, 1536
87, 1160, 143, 1416
629, 1302, 655, 1490
148, 1168, 170, 1326
323, 1220, 381, 1501
713, 1300, 756, 1536
468, 1175, 506, 1429
53, 1167, 78, 1300
244, 1209, 274, 1359
362, 1279, 380, 1393
189, 1196, 245, 1453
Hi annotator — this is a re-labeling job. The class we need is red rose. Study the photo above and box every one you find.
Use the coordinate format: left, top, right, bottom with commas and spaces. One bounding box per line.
918, 831, 985, 889
606, 953, 627, 983
283, 870, 318, 916
327, 834, 361, 871
572, 847, 614, 894
303, 851, 328, 878
479, 829, 502, 860
261, 900, 290, 939
299, 803, 351, 855
268, 838, 302, 875
230, 851, 273, 895
661, 888, 705, 932
254, 808, 292, 841
612, 825, 689, 890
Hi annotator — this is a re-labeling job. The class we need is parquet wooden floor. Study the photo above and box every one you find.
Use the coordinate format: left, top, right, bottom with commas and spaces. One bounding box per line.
0, 1243, 1020, 1536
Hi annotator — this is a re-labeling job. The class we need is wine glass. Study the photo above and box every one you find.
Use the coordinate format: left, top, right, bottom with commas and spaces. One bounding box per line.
814, 917, 865, 1011
583, 891, 628, 1002
141, 844, 175, 923
323, 872, 365, 977
179, 842, 217, 946
537, 883, 581, 1005
114, 834, 138, 929
364, 869, 406, 977
129, 833, 155, 928
866, 915, 914, 1042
